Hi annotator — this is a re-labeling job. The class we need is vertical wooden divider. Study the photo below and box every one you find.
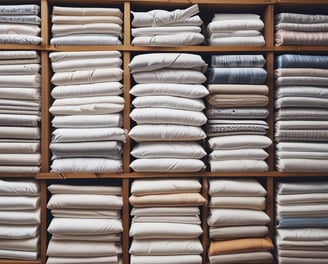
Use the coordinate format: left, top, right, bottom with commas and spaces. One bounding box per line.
122, 3, 132, 264
40, 180, 47, 264
266, 177, 274, 240
40, 1, 50, 261
201, 177, 209, 264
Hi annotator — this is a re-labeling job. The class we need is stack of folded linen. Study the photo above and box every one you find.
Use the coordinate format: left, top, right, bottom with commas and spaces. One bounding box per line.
50, 6, 122, 46
129, 178, 206, 264
49, 51, 126, 173
276, 181, 328, 264
128, 53, 208, 172
131, 4, 204, 46
208, 179, 273, 264
275, 13, 328, 46
207, 13, 265, 46
0, 4, 42, 45
0, 179, 40, 260
0, 50, 41, 174
275, 54, 328, 172
46, 183, 123, 264
207, 54, 271, 172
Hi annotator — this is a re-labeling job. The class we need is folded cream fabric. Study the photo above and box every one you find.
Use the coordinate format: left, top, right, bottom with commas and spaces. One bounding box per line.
0, 180, 39, 195
48, 218, 123, 235
51, 68, 123, 85
129, 125, 206, 142
130, 239, 203, 255
52, 114, 122, 128
0, 126, 40, 139
0, 209, 40, 224
131, 179, 201, 195
131, 207, 200, 216
208, 94, 269, 107
52, 23, 122, 37
208, 20, 264, 33
209, 135, 272, 150
131, 142, 206, 159
208, 84, 268, 95
277, 228, 328, 241
50, 51, 121, 61
276, 30, 328, 46
210, 196, 266, 210
51, 158, 123, 173
278, 257, 328, 264
0, 249, 37, 260
132, 215, 200, 224
208, 36, 265, 46
52, 6, 122, 17
47, 256, 118, 264
46, 240, 121, 257
47, 194, 122, 209
277, 182, 328, 194
0, 153, 40, 165
210, 226, 268, 240
52, 234, 121, 241
0, 34, 42, 45
52, 82, 123, 99
51, 209, 120, 219
210, 149, 268, 161
277, 193, 328, 204
129, 222, 203, 239
275, 68, 328, 78
129, 193, 206, 207
209, 252, 273, 264
0, 24, 40, 36
50, 35, 121, 46
0, 74, 40, 88
210, 160, 268, 172
209, 179, 266, 196
131, 255, 202, 264
48, 184, 121, 195
132, 33, 204, 46
131, 4, 199, 27
52, 15, 122, 25
208, 209, 270, 227
132, 26, 201, 37
0, 142, 40, 154
0, 225, 39, 239
0, 237, 38, 251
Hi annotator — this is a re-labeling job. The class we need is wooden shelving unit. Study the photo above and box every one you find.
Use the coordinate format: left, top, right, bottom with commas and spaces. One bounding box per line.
0, 0, 327, 263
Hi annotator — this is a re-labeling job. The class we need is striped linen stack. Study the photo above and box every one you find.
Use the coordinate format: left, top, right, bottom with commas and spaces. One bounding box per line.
208, 179, 273, 264
275, 54, 328, 172
0, 4, 42, 44
276, 181, 328, 264
207, 54, 271, 172
0, 50, 41, 174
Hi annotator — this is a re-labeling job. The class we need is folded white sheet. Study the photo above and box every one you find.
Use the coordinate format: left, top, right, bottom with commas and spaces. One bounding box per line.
0, 196, 40, 210
131, 255, 202, 264
52, 114, 122, 128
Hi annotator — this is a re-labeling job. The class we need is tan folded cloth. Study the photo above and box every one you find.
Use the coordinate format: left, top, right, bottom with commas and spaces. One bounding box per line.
208, 85, 268, 95
129, 193, 206, 207
276, 30, 328, 46
209, 237, 273, 256
275, 68, 328, 78
208, 94, 269, 107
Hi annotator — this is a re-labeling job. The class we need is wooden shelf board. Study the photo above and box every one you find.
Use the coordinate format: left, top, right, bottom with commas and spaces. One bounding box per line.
0, 260, 41, 264
36, 171, 328, 180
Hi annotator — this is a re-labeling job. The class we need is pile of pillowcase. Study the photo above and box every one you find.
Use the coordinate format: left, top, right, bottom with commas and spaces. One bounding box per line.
207, 13, 265, 46
129, 178, 206, 264
51, 6, 122, 46
0, 179, 40, 260
131, 4, 204, 46
208, 179, 273, 264
129, 53, 208, 172
207, 54, 271, 172
276, 181, 328, 264
275, 54, 328, 172
0, 4, 42, 45
0, 50, 41, 174
49, 51, 126, 173
275, 13, 328, 46
46, 183, 123, 264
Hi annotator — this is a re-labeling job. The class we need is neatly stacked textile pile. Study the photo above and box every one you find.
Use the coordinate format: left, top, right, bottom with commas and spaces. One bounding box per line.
276, 181, 328, 264
0, 179, 40, 260
207, 54, 271, 172
49, 51, 125, 173
129, 178, 206, 264
0, 50, 41, 174
0, 4, 42, 44
50, 6, 122, 46
275, 13, 328, 46
208, 179, 273, 264
46, 183, 123, 264
129, 53, 208, 172
131, 4, 204, 46
275, 54, 328, 172
207, 13, 265, 46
